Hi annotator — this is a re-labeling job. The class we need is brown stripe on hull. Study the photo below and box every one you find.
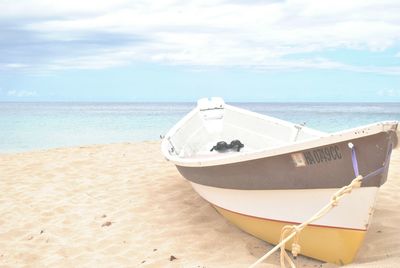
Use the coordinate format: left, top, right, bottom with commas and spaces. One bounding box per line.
177, 131, 397, 190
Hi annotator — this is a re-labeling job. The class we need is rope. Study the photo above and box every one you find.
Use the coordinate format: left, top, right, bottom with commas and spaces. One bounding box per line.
248, 175, 363, 268
249, 141, 392, 268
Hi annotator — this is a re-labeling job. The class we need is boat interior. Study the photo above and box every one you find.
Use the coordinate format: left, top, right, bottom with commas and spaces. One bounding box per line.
166, 98, 326, 158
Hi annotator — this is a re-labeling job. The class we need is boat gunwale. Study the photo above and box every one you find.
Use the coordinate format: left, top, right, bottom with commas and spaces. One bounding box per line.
161, 104, 399, 167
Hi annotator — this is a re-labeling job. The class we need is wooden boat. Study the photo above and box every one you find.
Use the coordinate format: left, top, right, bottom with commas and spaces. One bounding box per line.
161, 98, 399, 265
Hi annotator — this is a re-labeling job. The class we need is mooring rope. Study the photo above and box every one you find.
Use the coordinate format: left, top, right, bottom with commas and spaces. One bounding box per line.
249, 142, 392, 268
248, 175, 363, 268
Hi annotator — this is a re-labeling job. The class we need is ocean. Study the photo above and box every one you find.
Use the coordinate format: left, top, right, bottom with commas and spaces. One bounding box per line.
1, 102, 399, 153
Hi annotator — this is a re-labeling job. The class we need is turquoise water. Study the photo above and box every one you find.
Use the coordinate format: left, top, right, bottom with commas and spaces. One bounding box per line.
1, 102, 399, 153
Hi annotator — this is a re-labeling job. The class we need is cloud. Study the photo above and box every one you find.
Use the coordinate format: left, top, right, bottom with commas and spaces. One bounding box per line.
1, 0, 400, 74
7, 90, 38, 97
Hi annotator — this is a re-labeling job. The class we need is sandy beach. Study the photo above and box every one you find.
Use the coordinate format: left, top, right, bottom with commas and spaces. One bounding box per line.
0, 141, 399, 267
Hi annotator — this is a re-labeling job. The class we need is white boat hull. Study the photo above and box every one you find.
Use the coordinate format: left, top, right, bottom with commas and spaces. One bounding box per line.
191, 182, 378, 231
191, 182, 379, 264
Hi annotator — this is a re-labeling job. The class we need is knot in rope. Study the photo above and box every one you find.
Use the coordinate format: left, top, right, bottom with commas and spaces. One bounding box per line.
291, 226, 301, 258
331, 195, 339, 206
330, 175, 363, 207
352, 175, 363, 188
291, 243, 301, 257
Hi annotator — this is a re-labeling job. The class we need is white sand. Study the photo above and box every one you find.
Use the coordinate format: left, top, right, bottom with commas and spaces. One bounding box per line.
0, 141, 398, 267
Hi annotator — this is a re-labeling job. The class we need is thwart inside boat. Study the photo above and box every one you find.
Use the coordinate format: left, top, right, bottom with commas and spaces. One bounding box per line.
166, 97, 326, 159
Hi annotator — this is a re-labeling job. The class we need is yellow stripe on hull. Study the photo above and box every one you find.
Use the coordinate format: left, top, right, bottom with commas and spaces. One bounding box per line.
214, 205, 366, 265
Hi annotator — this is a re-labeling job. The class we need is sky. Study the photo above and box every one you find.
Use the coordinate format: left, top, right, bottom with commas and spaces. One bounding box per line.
0, 0, 400, 102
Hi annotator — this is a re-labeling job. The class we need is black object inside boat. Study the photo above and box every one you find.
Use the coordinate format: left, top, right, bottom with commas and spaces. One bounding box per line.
210, 140, 244, 152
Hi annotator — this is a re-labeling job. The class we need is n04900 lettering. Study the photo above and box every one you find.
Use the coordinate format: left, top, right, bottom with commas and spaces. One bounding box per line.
303, 146, 342, 165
